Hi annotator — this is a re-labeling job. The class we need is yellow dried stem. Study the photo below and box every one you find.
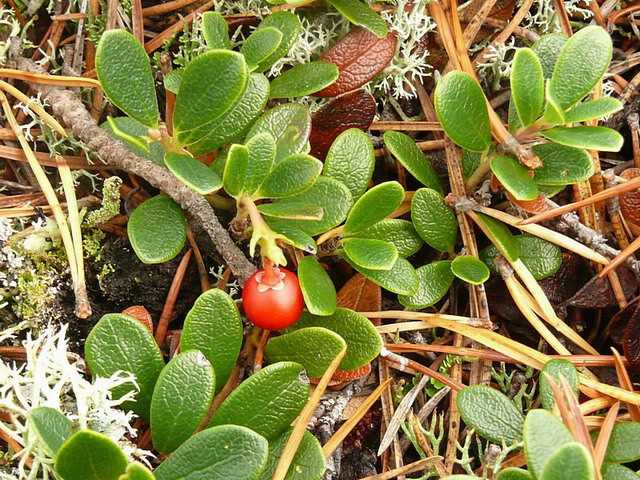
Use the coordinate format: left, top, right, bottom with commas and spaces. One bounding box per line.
611, 347, 640, 421
593, 402, 620, 470
0, 69, 101, 88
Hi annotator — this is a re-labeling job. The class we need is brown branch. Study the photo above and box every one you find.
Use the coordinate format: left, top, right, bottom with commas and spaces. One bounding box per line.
10, 52, 257, 284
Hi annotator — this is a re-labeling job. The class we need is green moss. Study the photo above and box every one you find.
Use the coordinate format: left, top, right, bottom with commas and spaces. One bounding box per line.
14, 270, 55, 322
85, 177, 122, 227
97, 262, 115, 291
83, 229, 106, 260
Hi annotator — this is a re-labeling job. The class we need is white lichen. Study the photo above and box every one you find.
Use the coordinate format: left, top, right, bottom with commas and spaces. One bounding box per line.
522, 0, 593, 33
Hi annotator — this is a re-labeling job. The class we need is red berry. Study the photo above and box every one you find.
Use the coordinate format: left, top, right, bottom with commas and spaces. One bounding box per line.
242, 267, 304, 330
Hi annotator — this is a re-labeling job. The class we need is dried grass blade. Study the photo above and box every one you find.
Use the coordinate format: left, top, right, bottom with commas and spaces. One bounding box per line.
611, 347, 640, 421
594, 401, 620, 470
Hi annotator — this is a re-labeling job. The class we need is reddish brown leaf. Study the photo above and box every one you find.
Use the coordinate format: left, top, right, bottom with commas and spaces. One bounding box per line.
606, 295, 640, 345
337, 273, 382, 325
121, 305, 154, 333
309, 89, 376, 159
563, 265, 638, 309
620, 168, 640, 225
316, 28, 396, 98
310, 362, 372, 386
507, 192, 549, 214
623, 308, 640, 372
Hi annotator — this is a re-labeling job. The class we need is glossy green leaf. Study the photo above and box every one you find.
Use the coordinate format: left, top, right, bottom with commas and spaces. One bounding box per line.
497, 469, 534, 480
532, 143, 594, 185
383, 130, 442, 193
399, 260, 453, 309
511, 48, 545, 127
127, 195, 187, 264
523, 409, 574, 479
202, 12, 230, 49
602, 463, 640, 480
181, 289, 243, 391
270, 61, 339, 98
565, 97, 623, 123
165, 152, 222, 195
457, 385, 524, 444
327, 0, 388, 38
163, 68, 183, 94
257, 153, 322, 198
242, 132, 277, 196
434, 71, 491, 152
27, 407, 71, 456
210, 362, 309, 439
265, 327, 346, 377
343, 238, 398, 271
411, 187, 458, 253
120, 463, 155, 480
290, 308, 382, 371
254, 11, 302, 72
451, 255, 489, 285
266, 177, 353, 236
482, 235, 562, 280
298, 256, 337, 316
55, 430, 127, 480
356, 219, 423, 257
154, 425, 268, 480
151, 351, 215, 453
246, 103, 311, 163
186, 73, 270, 155
270, 224, 317, 254
540, 442, 594, 480
344, 181, 404, 235
257, 429, 325, 480
258, 203, 323, 220
539, 359, 579, 411
102, 116, 164, 165
490, 155, 539, 201
462, 150, 483, 179
605, 422, 640, 463
540, 126, 623, 152
241, 27, 283, 71
352, 256, 419, 296
549, 25, 612, 109
543, 84, 567, 126
96, 30, 159, 127
532, 33, 566, 79
85, 314, 164, 420
323, 128, 375, 200
474, 213, 520, 262
508, 97, 524, 133
223, 144, 249, 197
174, 50, 248, 146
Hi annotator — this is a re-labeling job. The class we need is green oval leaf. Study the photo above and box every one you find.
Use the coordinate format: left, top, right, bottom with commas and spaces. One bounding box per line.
605, 422, 640, 463
223, 144, 249, 198
497, 468, 534, 480
352, 256, 419, 296
154, 425, 268, 480
383, 131, 442, 193
55, 430, 127, 480
271, 225, 317, 253
246, 103, 311, 163
602, 463, 640, 480
258, 203, 323, 221
549, 25, 612, 110
356, 219, 423, 257
434, 71, 491, 152
532, 33, 566, 79
327, 0, 388, 38
539, 359, 579, 411
474, 213, 520, 262
265, 327, 347, 377
181, 289, 243, 391
102, 116, 164, 165
298, 256, 337, 316
96, 30, 159, 127
254, 11, 302, 72
202, 12, 230, 49
490, 155, 539, 201
451, 255, 489, 285
543, 83, 567, 126
165, 152, 222, 195
257, 153, 323, 198
523, 409, 574, 479
540, 442, 594, 480
511, 48, 545, 127
345, 181, 404, 235
85, 313, 164, 420
257, 429, 325, 480
411, 187, 458, 253
399, 260, 453, 309
210, 362, 309, 440
482, 235, 562, 280
343, 238, 398, 271
174, 50, 248, 145
540, 126, 624, 152
323, 128, 375, 200
27, 407, 72, 456
120, 463, 155, 480
532, 143, 595, 185
564, 97, 623, 124
270, 61, 339, 98
127, 195, 187, 264
241, 27, 283, 71
243, 132, 277, 196
289, 308, 382, 371
151, 351, 215, 453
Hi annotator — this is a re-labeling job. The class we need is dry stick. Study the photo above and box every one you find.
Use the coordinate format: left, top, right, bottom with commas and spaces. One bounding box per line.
142, 0, 203, 16
597, 233, 640, 278
369, 120, 442, 131
186, 228, 210, 292
378, 360, 403, 475
611, 347, 640, 421
358, 458, 440, 480
155, 249, 193, 347
0, 68, 101, 88
593, 401, 620, 470
144, 1, 215, 54
323, 379, 392, 458
12, 54, 257, 284
552, 0, 573, 36
131, 0, 144, 44
380, 349, 464, 392
273, 348, 346, 480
